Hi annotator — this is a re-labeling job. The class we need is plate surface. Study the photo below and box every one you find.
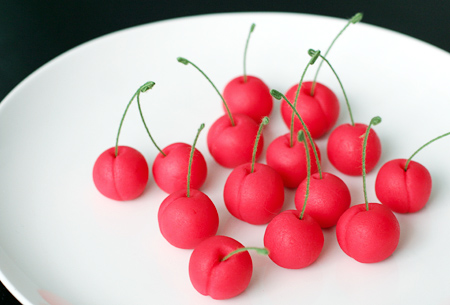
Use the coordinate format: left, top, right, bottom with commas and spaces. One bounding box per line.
1, 12, 450, 305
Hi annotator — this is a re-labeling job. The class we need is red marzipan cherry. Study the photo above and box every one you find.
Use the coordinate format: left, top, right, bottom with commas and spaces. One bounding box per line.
223, 24, 272, 123
93, 81, 155, 201
158, 189, 219, 249
336, 116, 400, 263
189, 235, 253, 300
266, 133, 321, 189
281, 81, 339, 139
93, 146, 149, 201
223, 75, 272, 122
152, 143, 207, 194
264, 210, 323, 269
295, 172, 351, 228
375, 159, 431, 213
374, 131, 450, 213
178, 57, 263, 168
207, 113, 263, 168
224, 163, 284, 224
327, 123, 382, 175
223, 117, 285, 224
158, 124, 219, 249
336, 202, 400, 263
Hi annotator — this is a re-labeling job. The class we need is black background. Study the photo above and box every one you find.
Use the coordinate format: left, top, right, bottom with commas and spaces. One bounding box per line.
0, 0, 449, 304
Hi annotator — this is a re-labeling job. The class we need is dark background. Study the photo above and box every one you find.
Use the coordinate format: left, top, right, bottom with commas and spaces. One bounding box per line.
0, 0, 449, 304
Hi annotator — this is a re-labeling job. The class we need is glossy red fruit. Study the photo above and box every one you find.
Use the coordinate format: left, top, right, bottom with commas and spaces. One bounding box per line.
264, 210, 324, 269
158, 189, 219, 249
224, 163, 285, 225
93, 146, 148, 201
336, 202, 400, 263
266, 133, 321, 188
207, 113, 263, 168
327, 123, 382, 176
280, 81, 339, 139
189, 235, 252, 300
223, 75, 273, 122
295, 172, 351, 228
152, 142, 207, 194
375, 158, 432, 213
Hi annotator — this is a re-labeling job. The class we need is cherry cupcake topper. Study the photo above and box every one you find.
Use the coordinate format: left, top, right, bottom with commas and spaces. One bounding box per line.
375, 131, 450, 213
93, 81, 157, 201
222, 23, 273, 123
189, 235, 268, 300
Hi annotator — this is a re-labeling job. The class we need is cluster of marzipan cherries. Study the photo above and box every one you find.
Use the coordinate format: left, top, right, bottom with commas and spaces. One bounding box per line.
92, 13, 448, 300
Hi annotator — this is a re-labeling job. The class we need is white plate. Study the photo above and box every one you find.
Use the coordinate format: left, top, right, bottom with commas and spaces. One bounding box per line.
1, 12, 450, 305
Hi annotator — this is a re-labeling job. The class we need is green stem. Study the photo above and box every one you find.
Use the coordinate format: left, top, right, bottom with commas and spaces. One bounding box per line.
251, 117, 269, 173
177, 57, 235, 126
290, 50, 321, 147
271, 89, 322, 179
297, 131, 310, 220
405, 131, 450, 171
243, 23, 256, 83
115, 81, 157, 157
310, 12, 363, 96
362, 116, 382, 210
136, 83, 166, 156
187, 123, 205, 198
313, 51, 354, 126
221, 247, 269, 262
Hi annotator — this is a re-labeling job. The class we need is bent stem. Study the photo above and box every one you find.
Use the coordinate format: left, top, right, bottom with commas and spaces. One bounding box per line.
115, 81, 164, 157
243, 23, 256, 83
251, 117, 269, 173
136, 82, 166, 156
297, 131, 310, 220
362, 116, 382, 210
312, 50, 354, 126
405, 131, 450, 171
187, 123, 205, 198
271, 89, 322, 179
310, 12, 363, 96
177, 57, 235, 126
290, 50, 321, 147
221, 247, 269, 262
